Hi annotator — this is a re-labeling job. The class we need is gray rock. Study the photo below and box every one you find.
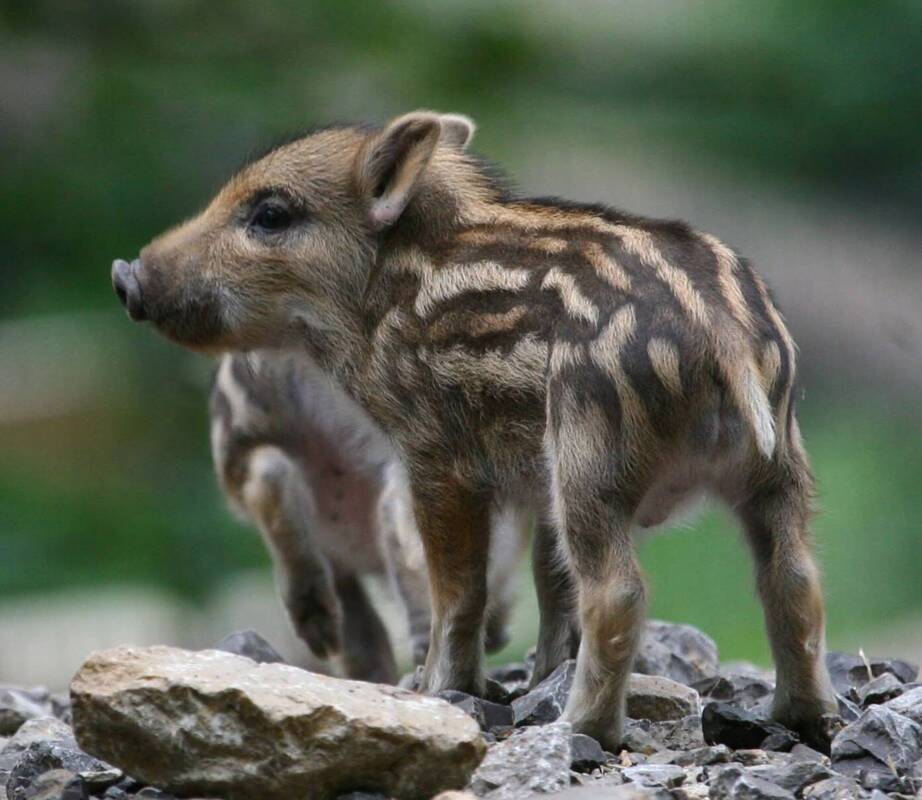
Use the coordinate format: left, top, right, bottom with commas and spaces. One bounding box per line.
825, 653, 918, 696
0, 691, 51, 738
620, 720, 663, 755
214, 629, 285, 665
831, 705, 922, 774
709, 765, 794, 799
802, 775, 868, 799
702, 702, 793, 750
856, 673, 903, 707
670, 744, 732, 766
511, 660, 575, 727
882, 685, 922, 725
789, 743, 829, 763
759, 731, 798, 752
337, 794, 390, 800
621, 763, 685, 788
747, 761, 834, 794
438, 691, 514, 732
542, 784, 669, 799
648, 715, 707, 751
71, 645, 485, 800
469, 721, 571, 799
570, 734, 606, 772
14, 769, 87, 800
626, 675, 700, 722
2, 717, 75, 758
835, 693, 861, 722
6, 740, 110, 800
694, 674, 774, 710
488, 664, 529, 687
635, 621, 719, 687
77, 768, 123, 793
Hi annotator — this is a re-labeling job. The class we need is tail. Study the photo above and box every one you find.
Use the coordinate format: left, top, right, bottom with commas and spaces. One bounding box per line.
727, 360, 777, 459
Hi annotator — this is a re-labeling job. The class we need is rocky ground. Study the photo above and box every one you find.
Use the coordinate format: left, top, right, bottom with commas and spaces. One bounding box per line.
1, 622, 920, 799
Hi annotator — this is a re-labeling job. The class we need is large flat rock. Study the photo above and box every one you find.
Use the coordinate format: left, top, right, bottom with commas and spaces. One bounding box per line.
70, 645, 485, 800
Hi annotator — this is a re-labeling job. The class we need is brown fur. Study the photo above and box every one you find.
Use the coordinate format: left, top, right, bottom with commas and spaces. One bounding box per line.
112, 110, 837, 750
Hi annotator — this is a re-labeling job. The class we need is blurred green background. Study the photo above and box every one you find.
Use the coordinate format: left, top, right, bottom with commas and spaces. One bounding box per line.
1, 0, 920, 684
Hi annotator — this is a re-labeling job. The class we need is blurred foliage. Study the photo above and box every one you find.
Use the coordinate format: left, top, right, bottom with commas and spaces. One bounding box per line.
2, 0, 921, 316
1, 1, 921, 663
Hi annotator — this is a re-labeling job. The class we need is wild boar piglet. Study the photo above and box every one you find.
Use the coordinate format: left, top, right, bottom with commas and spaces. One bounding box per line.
209, 349, 527, 682
113, 110, 837, 750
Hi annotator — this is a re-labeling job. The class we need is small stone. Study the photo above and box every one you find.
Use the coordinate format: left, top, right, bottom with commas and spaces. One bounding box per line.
6, 740, 111, 800
648, 715, 706, 751
570, 734, 606, 772
835, 693, 861, 722
882, 685, 922, 725
790, 743, 829, 763
438, 691, 514, 732
469, 721, 571, 799
135, 789, 178, 799
635, 621, 719, 687
671, 744, 732, 767
856, 673, 903, 707
510, 661, 575, 727
619, 720, 662, 755
488, 664, 529, 685
825, 653, 918, 696
397, 666, 424, 691
17, 768, 87, 800
431, 793, 478, 800
702, 702, 792, 750
831, 705, 922, 774
0, 690, 51, 737
802, 775, 868, 799
626, 675, 700, 722
77, 767, 123, 792
2, 717, 75, 757
621, 763, 685, 788
214, 630, 285, 664
760, 731, 799, 752
694, 674, 774, 710
710, 765, 794, 799
747, 761, 835, 794
102, 788, 129, 800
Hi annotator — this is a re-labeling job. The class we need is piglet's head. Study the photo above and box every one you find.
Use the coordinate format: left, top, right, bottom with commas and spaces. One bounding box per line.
112, 110, 475, 352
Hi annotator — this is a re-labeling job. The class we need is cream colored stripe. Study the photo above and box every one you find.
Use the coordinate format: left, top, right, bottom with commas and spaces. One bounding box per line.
414, 261, 531, 317
611, 225, 709, 327
541, 267, 599, 325
647, 338, 683, 396
582, 241, 631, 291
698, 232, 756, 334
761, 340, 782, 394
588, 304, 647, 435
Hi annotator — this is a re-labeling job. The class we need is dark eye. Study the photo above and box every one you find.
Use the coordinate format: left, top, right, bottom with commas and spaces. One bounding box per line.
251, 203, 292, 233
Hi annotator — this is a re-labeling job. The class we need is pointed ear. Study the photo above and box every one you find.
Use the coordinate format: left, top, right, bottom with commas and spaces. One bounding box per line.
357, 111, 475, 230
439, 113, 476, 150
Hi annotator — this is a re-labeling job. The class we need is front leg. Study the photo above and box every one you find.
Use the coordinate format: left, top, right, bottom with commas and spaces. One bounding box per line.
411, 474, 491, 696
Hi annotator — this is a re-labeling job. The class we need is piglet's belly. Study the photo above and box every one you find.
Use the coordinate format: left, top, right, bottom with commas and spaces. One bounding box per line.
301, 453, 386, 575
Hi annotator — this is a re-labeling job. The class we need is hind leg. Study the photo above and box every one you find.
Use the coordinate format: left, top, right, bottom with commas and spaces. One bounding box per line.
736, 436, 837, 749
333, 567, 399, 684
530, 520, 579, 685
548, 398, 647, 751
241, 446, 342, 658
